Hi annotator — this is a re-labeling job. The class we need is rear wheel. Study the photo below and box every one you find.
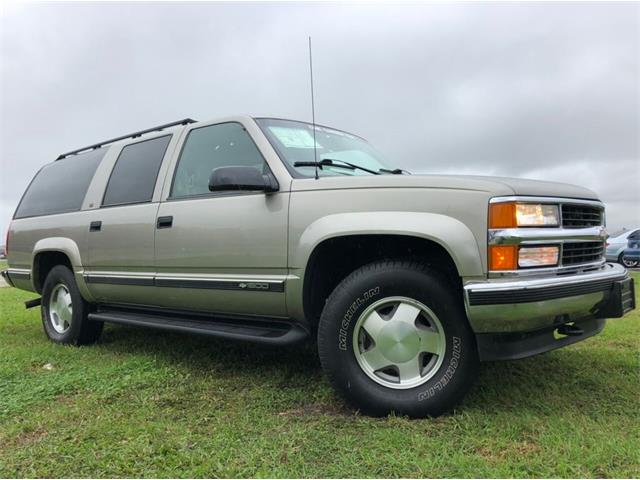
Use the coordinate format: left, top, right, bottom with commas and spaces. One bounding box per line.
317, 260, 478, 418
41, 265, 102, 345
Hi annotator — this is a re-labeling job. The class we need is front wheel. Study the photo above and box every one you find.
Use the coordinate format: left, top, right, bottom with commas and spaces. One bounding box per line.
317, 260, 478, 418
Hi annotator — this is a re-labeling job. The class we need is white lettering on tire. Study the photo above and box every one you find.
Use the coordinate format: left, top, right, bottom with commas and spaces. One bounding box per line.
338, 287, 380, 350
417, 336, 461, 401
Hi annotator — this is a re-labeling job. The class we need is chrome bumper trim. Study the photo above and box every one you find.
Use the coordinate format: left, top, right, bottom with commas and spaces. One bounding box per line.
464, 263, 630, 333
466, 263, 626, 295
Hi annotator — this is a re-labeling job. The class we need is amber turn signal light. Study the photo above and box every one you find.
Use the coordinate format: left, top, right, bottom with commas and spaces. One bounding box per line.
489, 202, 517, 229
489, 245, 517, 270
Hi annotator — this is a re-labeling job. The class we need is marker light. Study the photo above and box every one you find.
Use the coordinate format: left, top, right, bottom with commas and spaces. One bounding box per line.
489, 245, 517, 270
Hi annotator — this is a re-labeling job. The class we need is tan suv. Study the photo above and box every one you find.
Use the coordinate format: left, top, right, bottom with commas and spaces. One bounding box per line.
3, 116, 635, 417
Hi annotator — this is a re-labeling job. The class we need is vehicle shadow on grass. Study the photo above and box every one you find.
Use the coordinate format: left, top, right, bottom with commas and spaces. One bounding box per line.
98, 324, 631, 417
99, 323, 322, 380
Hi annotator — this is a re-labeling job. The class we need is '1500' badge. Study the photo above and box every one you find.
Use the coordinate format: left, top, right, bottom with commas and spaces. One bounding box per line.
238, 282, 269, 290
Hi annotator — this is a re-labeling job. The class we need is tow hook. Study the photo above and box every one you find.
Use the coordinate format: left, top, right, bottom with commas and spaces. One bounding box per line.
556, 323, 584, 337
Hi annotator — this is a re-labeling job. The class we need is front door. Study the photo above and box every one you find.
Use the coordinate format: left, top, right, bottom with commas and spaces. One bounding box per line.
153, 121, 289, 317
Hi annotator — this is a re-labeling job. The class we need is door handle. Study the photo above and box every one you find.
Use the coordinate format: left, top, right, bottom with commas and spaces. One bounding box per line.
89, 221, 102, 232
157, 216, 173, 229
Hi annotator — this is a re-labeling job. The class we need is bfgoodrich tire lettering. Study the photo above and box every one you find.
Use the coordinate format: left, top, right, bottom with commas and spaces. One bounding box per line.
41, 265, 103, 345
318, 260, 478, 417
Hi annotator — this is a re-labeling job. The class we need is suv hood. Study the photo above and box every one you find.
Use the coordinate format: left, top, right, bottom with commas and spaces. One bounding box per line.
446, 175, 600, 200
291, 173, 600, 200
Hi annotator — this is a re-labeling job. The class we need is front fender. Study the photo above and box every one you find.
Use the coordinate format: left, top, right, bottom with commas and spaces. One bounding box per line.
294, 211, 484, 277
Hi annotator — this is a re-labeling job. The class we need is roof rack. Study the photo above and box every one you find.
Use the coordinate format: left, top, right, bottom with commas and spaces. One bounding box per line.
56, 118, 197, 160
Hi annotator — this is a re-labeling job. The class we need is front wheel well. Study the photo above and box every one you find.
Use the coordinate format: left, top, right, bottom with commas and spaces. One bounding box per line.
33, 251, 73, 293
303, 234, 461, 326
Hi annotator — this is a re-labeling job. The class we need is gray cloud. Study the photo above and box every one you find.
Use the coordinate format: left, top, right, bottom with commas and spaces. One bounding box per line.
1, 2, 638, 237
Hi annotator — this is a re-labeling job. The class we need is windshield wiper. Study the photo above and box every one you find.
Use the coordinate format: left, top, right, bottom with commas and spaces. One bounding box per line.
293, 158, 380, 175
379, 168, 411, 175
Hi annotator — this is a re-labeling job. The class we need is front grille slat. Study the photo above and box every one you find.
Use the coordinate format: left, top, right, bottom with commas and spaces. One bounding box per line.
562, 241, 604, 266
561, 205, 603, 228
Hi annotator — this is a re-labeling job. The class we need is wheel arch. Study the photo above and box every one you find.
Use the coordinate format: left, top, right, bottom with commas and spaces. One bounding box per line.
290, 212, 485, 325
32, 238, 91, 299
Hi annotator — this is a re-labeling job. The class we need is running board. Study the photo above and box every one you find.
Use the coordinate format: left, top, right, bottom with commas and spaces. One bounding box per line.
88, 309, 309, 346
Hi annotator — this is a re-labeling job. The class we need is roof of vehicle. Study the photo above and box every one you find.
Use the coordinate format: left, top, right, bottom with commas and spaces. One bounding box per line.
56, 115, 369, 162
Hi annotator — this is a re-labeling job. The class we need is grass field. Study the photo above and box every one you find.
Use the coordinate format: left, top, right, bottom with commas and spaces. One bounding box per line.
1, 274, 638, 478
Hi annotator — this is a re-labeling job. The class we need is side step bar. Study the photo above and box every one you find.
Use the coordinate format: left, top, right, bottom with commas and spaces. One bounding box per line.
88, 309, 309, 346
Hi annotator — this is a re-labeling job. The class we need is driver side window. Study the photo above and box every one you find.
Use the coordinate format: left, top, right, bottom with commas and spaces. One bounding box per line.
171, 122, 267, 198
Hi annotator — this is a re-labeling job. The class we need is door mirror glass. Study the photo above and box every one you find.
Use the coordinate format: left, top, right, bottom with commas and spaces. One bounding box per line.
209, 166, 278, 193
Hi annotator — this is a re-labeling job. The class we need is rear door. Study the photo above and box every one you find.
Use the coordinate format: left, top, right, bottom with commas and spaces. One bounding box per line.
85, 133, 178, 304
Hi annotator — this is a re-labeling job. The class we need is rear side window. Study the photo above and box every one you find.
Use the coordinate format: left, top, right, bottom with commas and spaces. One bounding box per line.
102, 135, 172, 207
14, 148, 107, 219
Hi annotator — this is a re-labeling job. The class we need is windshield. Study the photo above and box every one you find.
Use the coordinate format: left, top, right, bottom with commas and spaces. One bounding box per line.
256, 118, 392, 177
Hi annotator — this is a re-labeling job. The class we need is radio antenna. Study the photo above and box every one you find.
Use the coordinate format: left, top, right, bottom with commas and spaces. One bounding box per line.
308, 36, 319, 180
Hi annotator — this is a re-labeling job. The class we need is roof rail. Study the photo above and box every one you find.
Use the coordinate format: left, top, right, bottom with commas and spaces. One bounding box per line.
56, 118, 197, 160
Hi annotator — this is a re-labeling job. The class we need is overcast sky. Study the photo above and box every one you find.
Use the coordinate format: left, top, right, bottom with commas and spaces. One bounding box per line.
1, 1, 638, 238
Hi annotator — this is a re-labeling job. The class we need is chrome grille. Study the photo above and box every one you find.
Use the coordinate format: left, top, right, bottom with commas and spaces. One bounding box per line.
562, 241, 604, 266
561, 204, 603, 228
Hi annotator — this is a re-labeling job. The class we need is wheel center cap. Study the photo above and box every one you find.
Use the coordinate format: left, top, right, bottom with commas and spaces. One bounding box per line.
377, 321, 420, 363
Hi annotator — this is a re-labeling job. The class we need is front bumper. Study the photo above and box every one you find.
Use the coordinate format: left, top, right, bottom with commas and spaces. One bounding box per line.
464, 262, 634, 334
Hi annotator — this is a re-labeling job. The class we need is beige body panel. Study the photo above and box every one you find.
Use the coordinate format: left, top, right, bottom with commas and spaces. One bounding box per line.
153, 192, 290, 316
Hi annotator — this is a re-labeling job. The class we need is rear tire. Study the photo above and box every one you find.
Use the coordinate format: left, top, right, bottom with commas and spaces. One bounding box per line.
317, 260, 478, 418
41, 265, 102, 345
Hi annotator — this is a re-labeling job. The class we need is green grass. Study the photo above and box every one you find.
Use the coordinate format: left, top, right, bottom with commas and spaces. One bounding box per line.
1, 275, 639, 478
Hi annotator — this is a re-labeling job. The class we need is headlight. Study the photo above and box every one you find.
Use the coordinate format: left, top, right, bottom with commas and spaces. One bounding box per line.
518, 246, 559, 268
489, 202, 559, 228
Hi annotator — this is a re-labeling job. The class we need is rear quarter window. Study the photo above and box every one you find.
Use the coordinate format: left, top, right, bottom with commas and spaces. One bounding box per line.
102, 135, 172, 207
14, 148, 107, 219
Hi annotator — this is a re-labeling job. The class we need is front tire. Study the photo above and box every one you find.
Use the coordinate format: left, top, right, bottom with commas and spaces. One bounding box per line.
317, 261, 478, 418
41, 265, 103, 345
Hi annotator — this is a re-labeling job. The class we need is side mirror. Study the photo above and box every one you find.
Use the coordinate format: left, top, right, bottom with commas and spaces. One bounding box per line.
208, 166, 279, 193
